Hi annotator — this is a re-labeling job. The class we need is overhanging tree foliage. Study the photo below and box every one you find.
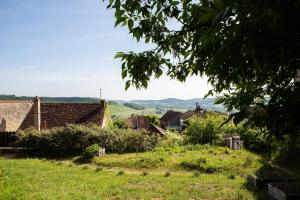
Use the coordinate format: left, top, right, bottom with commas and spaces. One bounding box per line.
105, 0, 300, 145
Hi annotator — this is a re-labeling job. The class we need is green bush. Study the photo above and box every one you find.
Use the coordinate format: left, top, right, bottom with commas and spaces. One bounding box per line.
180, 157, 207, 171
179, 157, 219, 173
134, 157, 165, 168
14, 124, 160, 157
0, 167, 6, 179
112, 118, 128, 129
183, 112, 269, 154
157, 131, 184, 148
183, 113, 227, 145
82, 144, 100, 162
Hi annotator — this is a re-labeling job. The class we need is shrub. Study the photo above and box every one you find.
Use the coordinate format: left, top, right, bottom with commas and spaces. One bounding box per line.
14, 124, 160, 157
183, 114, 227, 145
112, 118, 127, 129
193, 171, 200, 177
180, 158, 207, 171
135, 156, 164, 168
95, 167, 103, 172
180, 157, 219, 174
117, 171, 124, 176
82, 144, 100, 162
164, 170, 170, 177
157, 131, 184, 148
183, 113, 269, 154
0, 167, 6, 179
142, 171, 148, 176
228, 173, 236, 179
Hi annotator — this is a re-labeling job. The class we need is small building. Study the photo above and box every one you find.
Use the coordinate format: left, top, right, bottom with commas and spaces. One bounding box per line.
0, 97, 108, 146
126, 114, 165, 136
160, 110, 183, 131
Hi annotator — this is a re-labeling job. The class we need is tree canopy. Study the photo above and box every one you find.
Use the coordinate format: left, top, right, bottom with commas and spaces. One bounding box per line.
105, 0, 300, 144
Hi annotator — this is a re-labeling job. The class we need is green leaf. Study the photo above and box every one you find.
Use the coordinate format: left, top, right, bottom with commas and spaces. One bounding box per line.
121, 69, 127, 79
128, 19, 134, 30
114, 52, 126, 59
125, 80, 131, 90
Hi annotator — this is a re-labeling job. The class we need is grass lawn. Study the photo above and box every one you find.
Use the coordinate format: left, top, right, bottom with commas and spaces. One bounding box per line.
0, 146, 267, 199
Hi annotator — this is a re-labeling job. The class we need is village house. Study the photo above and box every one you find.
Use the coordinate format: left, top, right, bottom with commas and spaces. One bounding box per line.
126, 114, 165, 136
0, 97, 107, 146
160, 103, 206, 131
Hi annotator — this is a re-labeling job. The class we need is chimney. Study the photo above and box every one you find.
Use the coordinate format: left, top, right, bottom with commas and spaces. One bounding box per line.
33, 96, 41, 131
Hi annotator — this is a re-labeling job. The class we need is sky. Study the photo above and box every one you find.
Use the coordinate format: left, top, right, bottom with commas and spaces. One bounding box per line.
0, 0, 212, 100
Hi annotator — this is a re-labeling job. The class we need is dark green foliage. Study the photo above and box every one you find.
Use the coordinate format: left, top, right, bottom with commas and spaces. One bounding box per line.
14, 124, 160, 157
183, 113, 272, 154
180, 158, 207, 171
183, 113, 228, 145
144, 115, 160, 125
124, 103, 145, 110
117, 171, 124, 176
95, 167, 103, 172
106, 0, 300, 147
142, 171, 148, 176
82, 144, 100, 162
0, 167, 6, 180
164, 170, 170, 177
192, 171, 200, 178
228, 173, 235, 180
112, 118, 128, 129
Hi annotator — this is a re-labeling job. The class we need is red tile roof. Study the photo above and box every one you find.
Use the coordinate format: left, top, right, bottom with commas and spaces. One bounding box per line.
21, 102, 106, 129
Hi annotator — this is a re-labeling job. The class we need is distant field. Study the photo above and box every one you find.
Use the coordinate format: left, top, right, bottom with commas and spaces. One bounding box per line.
108, 104, 187, 119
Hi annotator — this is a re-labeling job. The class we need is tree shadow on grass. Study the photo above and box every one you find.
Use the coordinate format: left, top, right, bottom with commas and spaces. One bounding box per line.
242, 158, 298, 200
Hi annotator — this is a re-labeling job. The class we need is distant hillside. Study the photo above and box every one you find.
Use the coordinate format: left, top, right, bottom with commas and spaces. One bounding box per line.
0, 95, 226, 113
0, 95, 100, 103
114, 98, 226, 112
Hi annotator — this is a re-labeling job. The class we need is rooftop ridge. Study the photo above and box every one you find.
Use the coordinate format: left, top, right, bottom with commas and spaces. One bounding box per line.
0, 100, 33, 103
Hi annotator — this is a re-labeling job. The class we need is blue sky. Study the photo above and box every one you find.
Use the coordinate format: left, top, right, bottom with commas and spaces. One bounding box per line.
0, 0, 211, 100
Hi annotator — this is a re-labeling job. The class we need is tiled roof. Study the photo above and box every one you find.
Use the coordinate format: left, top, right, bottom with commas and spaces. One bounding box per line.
160, 110, 182, 122
181, 110, 196, 120
21, 102, 106, 129
148, 124, 166, 136
0, 100, 33, 132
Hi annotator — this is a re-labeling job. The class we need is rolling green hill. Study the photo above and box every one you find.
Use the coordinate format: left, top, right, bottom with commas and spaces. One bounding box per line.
108, 104, 187, 119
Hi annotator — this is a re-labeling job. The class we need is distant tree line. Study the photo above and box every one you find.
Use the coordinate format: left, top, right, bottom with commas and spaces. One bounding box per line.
124, 103, 145, 110
0, 94, 111, 104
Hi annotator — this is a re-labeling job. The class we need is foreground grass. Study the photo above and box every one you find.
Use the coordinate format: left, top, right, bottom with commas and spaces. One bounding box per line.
0, 146, 266, 199
94, 145, 263, 175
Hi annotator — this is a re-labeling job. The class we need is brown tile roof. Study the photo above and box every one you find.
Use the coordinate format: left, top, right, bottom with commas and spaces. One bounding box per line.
21, 102, 106, 129
181, 110, 196, 120
148, 124, 166, 136
160, 110, 182, 122
0, 100, 33, 132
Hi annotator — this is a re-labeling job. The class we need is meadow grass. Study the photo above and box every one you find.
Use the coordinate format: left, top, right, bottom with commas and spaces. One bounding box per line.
94, 145, 263, 175
0, 146, 267, 199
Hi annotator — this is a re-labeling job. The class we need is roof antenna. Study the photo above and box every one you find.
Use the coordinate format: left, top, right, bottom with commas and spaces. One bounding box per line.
99, 88, 102, 100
